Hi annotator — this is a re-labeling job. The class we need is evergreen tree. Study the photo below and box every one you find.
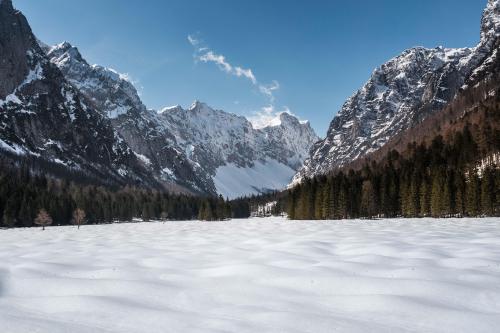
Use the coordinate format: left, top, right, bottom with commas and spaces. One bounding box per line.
2, 198, 18, 228
466, 172, 481, 217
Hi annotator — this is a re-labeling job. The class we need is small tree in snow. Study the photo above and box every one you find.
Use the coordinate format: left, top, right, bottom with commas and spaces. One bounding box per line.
72, 208, 86, 229
34, 209, 52, 230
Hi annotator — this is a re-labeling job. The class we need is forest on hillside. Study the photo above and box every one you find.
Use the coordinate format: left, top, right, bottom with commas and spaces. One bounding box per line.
0, 156, 251, 228
285, 124, 500, 220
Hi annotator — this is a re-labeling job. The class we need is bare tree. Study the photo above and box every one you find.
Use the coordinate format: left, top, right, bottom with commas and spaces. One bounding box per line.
34, 209, 52, 230
72, 208, 86, 229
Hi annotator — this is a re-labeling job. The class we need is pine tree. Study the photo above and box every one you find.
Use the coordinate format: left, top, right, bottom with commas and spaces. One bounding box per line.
465, 172, 481, 217
481, 168, 495, 216
419, 178, 430, 217
314, 182, 324, 220
430, 173, 443, 218
454, 173, 466, 216
2, 198, 18, 228
361, 180, 376, 218
18, 194, 33, 227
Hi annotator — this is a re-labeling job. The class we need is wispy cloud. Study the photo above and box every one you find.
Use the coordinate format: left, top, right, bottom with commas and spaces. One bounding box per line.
188, 34, 303, 129
188, 34, 273, 100
259, 80, 280, 103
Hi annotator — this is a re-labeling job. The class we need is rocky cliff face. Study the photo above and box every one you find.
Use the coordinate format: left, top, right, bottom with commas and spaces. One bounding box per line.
46, 42, 212, 194
159, 102, 318, 198
0, 0, 153, 186
293, 0, 500, 184
45, 42, 319, 198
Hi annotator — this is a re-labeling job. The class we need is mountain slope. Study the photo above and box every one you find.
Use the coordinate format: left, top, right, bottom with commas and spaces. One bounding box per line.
46, 42, 319, 198
159, 102, 319, 198
293, 0, 500, 184
46, 42, 212, 194
0, 0, 153, 186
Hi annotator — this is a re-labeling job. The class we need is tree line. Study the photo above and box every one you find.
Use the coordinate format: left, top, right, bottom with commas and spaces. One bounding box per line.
286, 124, 500, 219
0, 157, 250, 228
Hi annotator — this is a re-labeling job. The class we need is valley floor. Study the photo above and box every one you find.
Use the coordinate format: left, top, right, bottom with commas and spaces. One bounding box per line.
0, 217, 500, 332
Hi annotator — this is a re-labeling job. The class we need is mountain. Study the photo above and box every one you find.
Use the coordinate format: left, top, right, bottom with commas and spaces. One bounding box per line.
159, 102, 318, 198
292, 0, 500, 184
0, 0, 154, 186
45, 42, 318, 198
46, 42, 213, 194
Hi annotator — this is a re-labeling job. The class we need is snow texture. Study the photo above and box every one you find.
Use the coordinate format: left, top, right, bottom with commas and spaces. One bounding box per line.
214, 159, 296, 199
1, 217, 500, 333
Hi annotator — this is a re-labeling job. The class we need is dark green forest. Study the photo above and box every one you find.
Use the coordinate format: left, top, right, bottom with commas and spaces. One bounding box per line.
0, 156, 250, 228
286, 124, 500, 220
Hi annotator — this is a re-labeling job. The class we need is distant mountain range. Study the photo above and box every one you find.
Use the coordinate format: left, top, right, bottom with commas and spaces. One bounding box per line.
1, 0, 498, 198
0, 0, 318, 198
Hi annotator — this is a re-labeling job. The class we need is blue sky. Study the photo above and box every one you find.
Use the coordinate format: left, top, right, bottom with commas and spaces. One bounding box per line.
17, 0, 486, 136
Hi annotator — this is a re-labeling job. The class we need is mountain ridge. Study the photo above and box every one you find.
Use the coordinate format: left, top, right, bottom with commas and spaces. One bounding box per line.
0, 0, 158, 187
292, 0, 500, 185
43, 40, 319, 198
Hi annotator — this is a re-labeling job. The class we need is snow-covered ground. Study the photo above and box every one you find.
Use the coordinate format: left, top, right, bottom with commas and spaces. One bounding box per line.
1, 217, 500, 333
214, 159, 296, 199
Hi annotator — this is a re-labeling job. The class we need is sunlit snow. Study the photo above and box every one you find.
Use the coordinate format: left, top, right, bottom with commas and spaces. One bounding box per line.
214, 159, 296, 199
0, 217, 499, 333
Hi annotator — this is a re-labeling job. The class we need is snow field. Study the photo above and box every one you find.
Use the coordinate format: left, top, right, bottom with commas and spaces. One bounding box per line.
0, 217, 499, 332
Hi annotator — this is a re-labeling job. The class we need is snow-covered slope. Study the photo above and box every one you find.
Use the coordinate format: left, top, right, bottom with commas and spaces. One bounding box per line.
1, 217, 500, 333
159, 102, 319, 198
46, 43, 319, 197
293, 0, 500, 184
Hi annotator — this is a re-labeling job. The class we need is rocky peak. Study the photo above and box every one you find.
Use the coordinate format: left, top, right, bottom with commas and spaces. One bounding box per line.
292, 0, 498, 185
0, 0, 39, 99
47, 42, 145, 119
48, 42, 86, 64
277, 112, 299, 126
481, 0, 500, 42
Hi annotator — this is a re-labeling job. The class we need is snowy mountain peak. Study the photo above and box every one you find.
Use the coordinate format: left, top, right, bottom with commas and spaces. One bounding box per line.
47, 42, 144, 119
47, 42, 318, 197
158, 101, 318, 198
293, 0, 499, 185
49, 42, 85, 65
188, 100, 215, 113
0, 1, 153, 186
278, 112, 296, 124
482, 0, 500, 42
160, 105, 183, 113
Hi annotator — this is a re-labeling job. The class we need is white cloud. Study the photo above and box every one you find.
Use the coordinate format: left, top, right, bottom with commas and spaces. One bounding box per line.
188, 34, 275, 100
259, 80, 280, 102
235, 66, 257, 85
187, 34, 306, 130
187, 35, 200, 46
248, 105, 294, 129
199, 51, 232, 73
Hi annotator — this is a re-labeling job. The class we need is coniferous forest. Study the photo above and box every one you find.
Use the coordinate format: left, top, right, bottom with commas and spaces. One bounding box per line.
1, 121, 498, 227
285, 124, 500, 220
0, 156, 250, 228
